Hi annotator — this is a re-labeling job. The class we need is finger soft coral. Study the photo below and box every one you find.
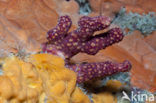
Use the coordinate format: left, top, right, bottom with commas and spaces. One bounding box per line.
42, 15, 132, 83
67, 60, 131, 83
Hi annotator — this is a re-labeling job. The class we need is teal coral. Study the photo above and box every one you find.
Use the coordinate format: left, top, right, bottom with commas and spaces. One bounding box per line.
113, 8, 156, 35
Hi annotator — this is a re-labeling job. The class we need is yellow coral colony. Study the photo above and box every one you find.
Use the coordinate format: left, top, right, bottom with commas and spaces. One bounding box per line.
0, 54, 91, 103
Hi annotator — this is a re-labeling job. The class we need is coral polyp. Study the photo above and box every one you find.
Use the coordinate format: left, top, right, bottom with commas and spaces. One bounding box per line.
42, 15, 132, 83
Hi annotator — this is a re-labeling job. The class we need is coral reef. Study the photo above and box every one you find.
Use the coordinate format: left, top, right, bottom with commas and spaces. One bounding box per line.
42, 15, 132, 83
0, 0, 155, 102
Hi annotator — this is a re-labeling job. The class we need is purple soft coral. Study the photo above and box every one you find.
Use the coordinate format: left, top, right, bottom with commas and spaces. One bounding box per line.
47, 15, 72, 42
42, 16, 122, 58
67, 60, 131, 83
42, 15, 132, 83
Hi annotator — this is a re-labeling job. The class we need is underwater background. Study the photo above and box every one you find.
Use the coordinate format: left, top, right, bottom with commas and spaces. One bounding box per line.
0, 0, 156, 103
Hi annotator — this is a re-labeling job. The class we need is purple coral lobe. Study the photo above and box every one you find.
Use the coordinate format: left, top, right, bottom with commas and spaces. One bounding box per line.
68, 60, 131, 83
78, 16, 111, 31
47, 15, 72, 42
80, 28, 124, 55
77, 16, 111, 40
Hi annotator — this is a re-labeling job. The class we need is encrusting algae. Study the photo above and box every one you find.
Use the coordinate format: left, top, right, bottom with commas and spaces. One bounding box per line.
0, 53, 91, 103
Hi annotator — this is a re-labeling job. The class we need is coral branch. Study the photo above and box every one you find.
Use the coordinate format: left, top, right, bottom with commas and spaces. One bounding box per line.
77, 16, 111, 40
80, 28, 124, 55
67, 60, 131, 83
47, 15, 72, 42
